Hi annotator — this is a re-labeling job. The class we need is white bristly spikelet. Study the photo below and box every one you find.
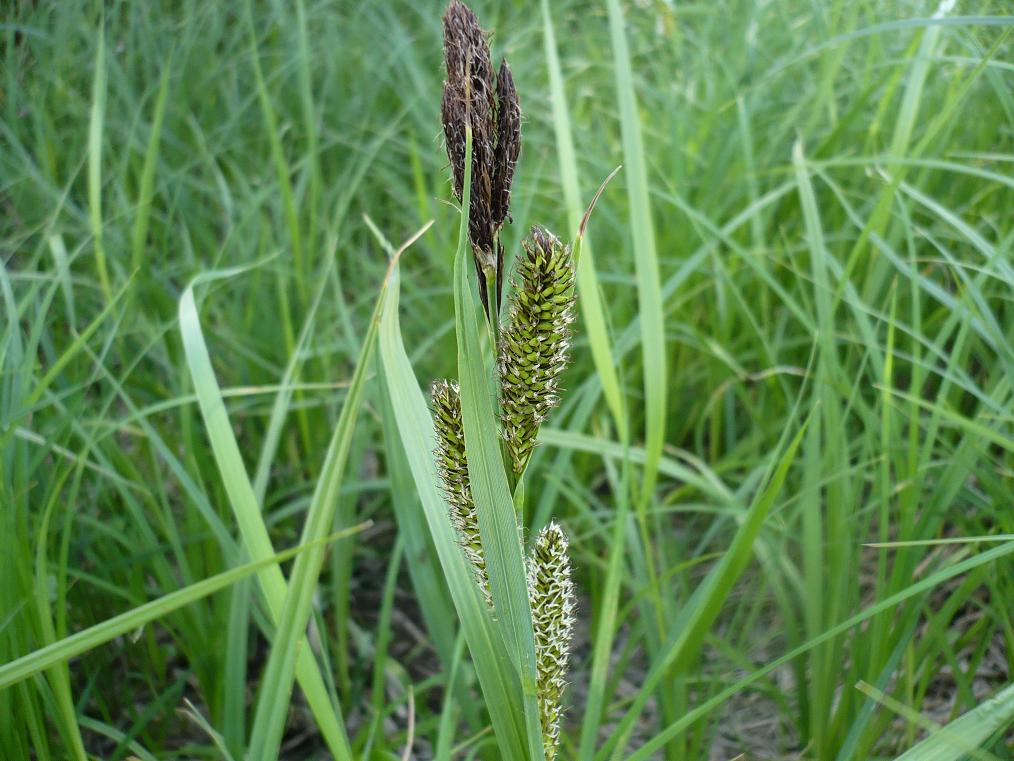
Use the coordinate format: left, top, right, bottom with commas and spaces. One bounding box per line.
431, 379, 492, 609
527, 521, 575, 760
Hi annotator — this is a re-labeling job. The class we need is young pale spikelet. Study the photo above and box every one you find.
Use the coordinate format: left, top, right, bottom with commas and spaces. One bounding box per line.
441, 0, 522, 313
430, 379, 492, 608
527, 522, 575, 760
499, 226, 576, 474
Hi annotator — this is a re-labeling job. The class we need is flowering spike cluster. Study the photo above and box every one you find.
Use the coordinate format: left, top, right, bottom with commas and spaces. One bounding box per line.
436, 9, 579, 758
527, 522, 575, 761
499, 226, 576, 474
441, 0, 522, 314
431, 379, 492, 608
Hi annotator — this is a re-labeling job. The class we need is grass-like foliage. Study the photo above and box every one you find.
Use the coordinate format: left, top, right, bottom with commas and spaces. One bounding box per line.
1, 0, 1012, 759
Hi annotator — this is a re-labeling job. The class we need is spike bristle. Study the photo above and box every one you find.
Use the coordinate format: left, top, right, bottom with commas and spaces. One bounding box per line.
431, 379, 492, 608
528, 522, 576, 761
498, 227, 576, 474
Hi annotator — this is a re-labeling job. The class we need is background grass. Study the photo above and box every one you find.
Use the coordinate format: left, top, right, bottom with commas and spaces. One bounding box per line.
2, 0, 1013, 758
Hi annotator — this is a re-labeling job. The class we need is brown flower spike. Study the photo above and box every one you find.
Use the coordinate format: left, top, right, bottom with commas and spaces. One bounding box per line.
441, 0, 521, 314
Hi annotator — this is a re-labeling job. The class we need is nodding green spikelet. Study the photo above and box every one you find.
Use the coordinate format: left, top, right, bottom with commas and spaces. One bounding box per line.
430, 379, 492, 608
499, 226, 576, 474
441, 0, 522, 314
527, 522, 575, 761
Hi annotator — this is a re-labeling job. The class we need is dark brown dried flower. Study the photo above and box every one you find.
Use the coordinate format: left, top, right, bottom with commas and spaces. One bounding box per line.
441, 0, 522, 314
492, 58, 521, 231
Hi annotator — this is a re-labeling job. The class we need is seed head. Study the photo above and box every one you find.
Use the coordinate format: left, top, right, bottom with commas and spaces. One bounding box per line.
498, 227, 576, 474
431, 379, 492, 608
528, 522, 575, 761
441, 0, 522, 314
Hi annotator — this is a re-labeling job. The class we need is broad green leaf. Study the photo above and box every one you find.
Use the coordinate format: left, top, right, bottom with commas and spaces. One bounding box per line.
367, 218, 458, 669
453, 129, 546, 761
378, 260, 529, 761
888, 681, 1014, 761
179, 265, 352, 760
246, 225, 427, 760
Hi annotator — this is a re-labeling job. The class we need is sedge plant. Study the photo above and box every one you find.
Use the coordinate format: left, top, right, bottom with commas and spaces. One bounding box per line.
4, 1, 1014, 759
429, 1, 579, 758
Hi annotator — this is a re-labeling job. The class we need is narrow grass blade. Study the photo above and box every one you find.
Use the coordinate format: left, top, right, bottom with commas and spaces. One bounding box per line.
33, 467, 86, 760
88, 23, 111, 303
0, 529, 365, 691
294, 0, 321, 264
841, 1, 955, 295
866, 536, 1014, 548
625, 540, 1014, 760
604, 404, 815, 760
577, 446, 631, 761
538, 428, 733, 503
433, 633, 468, 761
131, 57, 172, 276
181, 698, 239, 761
1, 273, 134, 449
606, 0, 666, 500
858, 681, 1014, 761
247, 8, 304, 303
879, 386, 1014, 453
47, 234, 76, 331
246, 225, 426, 761
792, 141, 837, 362
252, 253, 336, 505
179, 264, 353, 760
542, 0, 625, 434
222, 578, 251, 759
361, 537, 404, 758
603, 11, 670, 716
76, 717, 159, 761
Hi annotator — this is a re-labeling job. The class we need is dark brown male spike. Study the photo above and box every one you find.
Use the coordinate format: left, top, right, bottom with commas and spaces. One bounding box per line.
441, 0, 521, 315
493, 58, 521, 229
